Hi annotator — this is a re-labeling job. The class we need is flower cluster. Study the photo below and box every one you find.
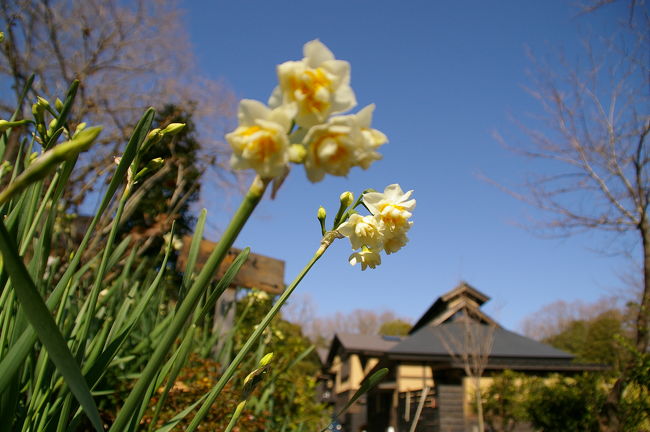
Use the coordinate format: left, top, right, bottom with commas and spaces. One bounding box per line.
337, 184, 415, 270
226, 40, 386, 182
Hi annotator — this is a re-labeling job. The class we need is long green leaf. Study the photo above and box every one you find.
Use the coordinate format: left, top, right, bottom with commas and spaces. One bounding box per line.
0, 221, 103, 432
195, 247, 250, 322
0, 109, 155, 395
153, 393, 208, 432
319, 368, 390, 432
44, 80, 79, 150
109, 177, 268, 432
0, 75, 34, 159
146, 247, 249, 430
83, 237, 173, 387
181, 209, 207, 291
333, 368, 388, 422
147, 325, 197, 432
0, 126, 102, 206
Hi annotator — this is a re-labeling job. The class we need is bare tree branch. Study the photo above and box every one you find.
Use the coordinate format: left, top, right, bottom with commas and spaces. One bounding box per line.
0, 0, 241, 212
494, 11, 649, 430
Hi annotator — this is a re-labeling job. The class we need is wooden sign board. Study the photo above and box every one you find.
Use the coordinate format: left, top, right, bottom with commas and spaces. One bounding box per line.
177, 236, 285, 294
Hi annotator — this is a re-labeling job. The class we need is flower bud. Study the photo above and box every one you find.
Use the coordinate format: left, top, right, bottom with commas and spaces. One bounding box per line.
147, 157, 164, 170
73, 122, 87, 138
0, 32, 4, 43
133, 157, 165, 183
259, 352, 274, 367
32, 103, 42, 117
317, 205, 327, 235
49, 118, 57, 130
288, 144, 306, 163
55, 98, 64, 112
161, 122, 185, 136
37, 96, 50, 109
146, 128, 162, 141
339, 191, 354, 208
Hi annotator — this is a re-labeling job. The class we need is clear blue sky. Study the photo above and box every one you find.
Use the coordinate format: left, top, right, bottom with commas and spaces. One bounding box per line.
179, 0, 634, 331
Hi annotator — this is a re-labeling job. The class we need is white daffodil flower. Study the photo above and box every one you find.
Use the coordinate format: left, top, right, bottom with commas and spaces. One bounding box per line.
337, 213, 384, 250
382, 228, 411, 254
349, 246, 382, 270
226, 99, 295, 179
352, 104, 386, 169
363, 184, 416, 231
303, 106, 386, 183
303, 114, 362, 182
269, 40, 356, 128
336, 184, 414, 269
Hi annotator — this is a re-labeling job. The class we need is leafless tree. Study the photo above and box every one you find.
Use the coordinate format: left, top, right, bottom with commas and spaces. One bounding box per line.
438, 311, 496, 432
0, 0, 241, 216
283, 296, 412, 347
520, 296, 626, 340
496, 6, 648, 429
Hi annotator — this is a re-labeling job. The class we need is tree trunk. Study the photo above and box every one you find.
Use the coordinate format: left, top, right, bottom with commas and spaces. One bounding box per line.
599, 218, 650, 431
475, 381, 485, 432
637, 218, 650, 355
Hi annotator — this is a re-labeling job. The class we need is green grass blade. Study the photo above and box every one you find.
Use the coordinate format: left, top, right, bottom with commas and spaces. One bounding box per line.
152, 393, 208, 432
332, 368, 388, 425
0, 126, 102, 206
0, 75, 34, 159
0, 221, 103, 432
83, 238, 173, 387
147, 325, 197, 431
109, 179, 268, 432
223, 401, 246, 432
44, 80, 79, 150
0, 109, 156, 394
195, 247, 249, 322
181, 209, 207, 291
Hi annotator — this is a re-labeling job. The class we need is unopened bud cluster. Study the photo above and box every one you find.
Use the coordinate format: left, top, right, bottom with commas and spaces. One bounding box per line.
337, 184, 415, 270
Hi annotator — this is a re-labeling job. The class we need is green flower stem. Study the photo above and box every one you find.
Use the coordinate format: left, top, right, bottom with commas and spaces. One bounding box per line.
224, 401, 247, 432
0, 119, 31, 133
109, 175, 270, 432
19, 170, 60, 255
338, 191, 372, 229
332, 201, 349, 229
185, 230, 340, 432
73, 179, 133, 361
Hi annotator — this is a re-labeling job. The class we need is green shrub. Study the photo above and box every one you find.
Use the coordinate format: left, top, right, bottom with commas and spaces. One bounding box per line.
524, 374, 605, 432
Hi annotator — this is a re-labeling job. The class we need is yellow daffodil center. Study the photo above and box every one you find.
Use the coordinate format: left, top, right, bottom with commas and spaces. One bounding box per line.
239, 125, 281, 162
289, 67, 332, 114
312, 133, 348, 166
377, 203, 410, 228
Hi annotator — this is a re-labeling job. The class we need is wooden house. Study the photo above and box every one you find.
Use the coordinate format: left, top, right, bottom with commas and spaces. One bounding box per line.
322, 282, 605, 432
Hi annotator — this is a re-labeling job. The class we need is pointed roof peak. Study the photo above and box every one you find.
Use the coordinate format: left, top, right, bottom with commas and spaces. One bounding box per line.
409, 282, 496, 334
442, 281, 490, 305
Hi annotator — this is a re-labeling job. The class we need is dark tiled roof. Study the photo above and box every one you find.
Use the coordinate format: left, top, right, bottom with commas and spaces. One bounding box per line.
336, 333, 402, 352
325, 333, 402, 366
389, 322, 573, 360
